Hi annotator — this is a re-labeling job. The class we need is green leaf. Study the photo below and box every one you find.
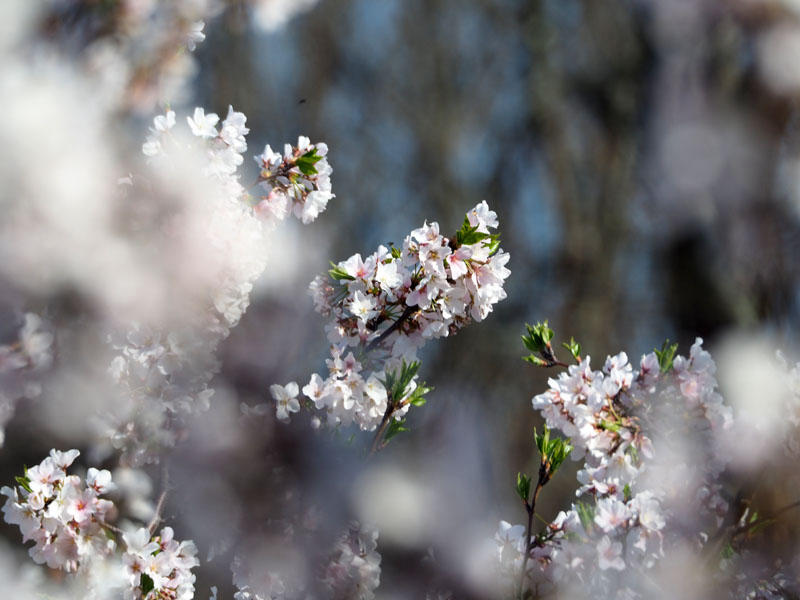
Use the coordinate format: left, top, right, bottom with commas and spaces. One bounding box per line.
534, 426, 550, 457
522, 354, 548, 367
483, 234, 501, 256
534, 426, 572, 479
15, 475, 32, 493
599, 419, 621, 433
381, 360, 421, 402
576, 501, 595, 532
384, 418, 408, 442
522, 321, 554, 355
140, 573, 155, 597
454, 215, 493, 246
407, 382, 431, 406
623, 484, 632, 503
746, 518, 775, 537
328, 262, 355, 281
655, 339, 679, 373
296, 148, 322, 176
390, 245, 402, 259
548, 438, 573, 475
516, 473, 532, 503
561, 337, 581, 361
720, 543, 735, 559
460, 230, 490, 245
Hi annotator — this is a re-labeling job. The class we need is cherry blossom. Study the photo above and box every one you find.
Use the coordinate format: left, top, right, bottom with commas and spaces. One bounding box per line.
270, 382, 301, 423
2, 450, 116, 572
123, 526, 199, 600
284, 202, 510, 436
105, 107, 335, 464
497, 337, 735, 597
254, 136, 334, 225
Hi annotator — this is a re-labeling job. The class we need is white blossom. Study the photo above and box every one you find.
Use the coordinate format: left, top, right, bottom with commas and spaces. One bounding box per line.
187, 107, 220, 139
271, 382, 301, 422
292, 202, 510, 432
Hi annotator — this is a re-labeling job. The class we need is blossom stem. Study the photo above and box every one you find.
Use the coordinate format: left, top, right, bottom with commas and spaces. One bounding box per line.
104, 523, 124, 535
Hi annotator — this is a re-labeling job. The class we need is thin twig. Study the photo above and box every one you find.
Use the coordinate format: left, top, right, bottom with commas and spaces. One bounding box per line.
762, 498, 800, 521
148, 490, 167, 535
734, 499, 800, 538
147, 466, 170, 535
104, 523, 125, 535
704, 494, 800, 565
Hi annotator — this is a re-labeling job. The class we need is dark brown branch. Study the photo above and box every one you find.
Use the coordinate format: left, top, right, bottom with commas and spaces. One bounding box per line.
546, 359, 570, 368
364, 306, 416, 354
368, 404, 395, 456
734, 499, 800, 538
518, 463, 548, 599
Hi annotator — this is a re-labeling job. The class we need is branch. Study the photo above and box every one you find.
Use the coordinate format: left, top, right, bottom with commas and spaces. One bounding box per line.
517, 464, 547, 599
368, 404, 395, 456
734, 499, 800, 539
769, 498, 800, 520
544, 359, 570, 368
364, 306, 416, 354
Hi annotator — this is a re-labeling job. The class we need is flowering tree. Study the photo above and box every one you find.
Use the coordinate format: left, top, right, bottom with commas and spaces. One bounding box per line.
2, 2, 800, 600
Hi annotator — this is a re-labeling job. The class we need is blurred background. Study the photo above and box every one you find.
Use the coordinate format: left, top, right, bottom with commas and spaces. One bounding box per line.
3, 0, 800, 598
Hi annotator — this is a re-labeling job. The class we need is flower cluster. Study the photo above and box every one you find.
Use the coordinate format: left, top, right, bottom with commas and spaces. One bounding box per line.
0, 313, 53, 446
2, 450, 199, 599
276, 202, 510, 432
143, 106, 251, 182
106, 324, 217, 465
321, 522, 381, 600
122, 526, 199, 600
104, 107, 334, 464
233, 566, 289, 600
254, 136, 334, 225
0, 313, 53, 372
231, 521, 381, 600
1, 449, 116, 572
497, 339, 733, 597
